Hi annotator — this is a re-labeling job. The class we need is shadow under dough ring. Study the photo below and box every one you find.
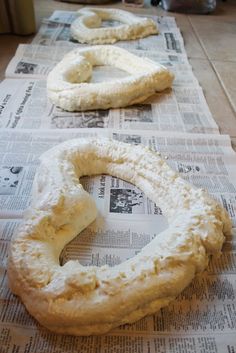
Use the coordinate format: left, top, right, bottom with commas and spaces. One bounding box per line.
70, 7, 158, 44
8, 138, 231, 336
47, 45, 174, 111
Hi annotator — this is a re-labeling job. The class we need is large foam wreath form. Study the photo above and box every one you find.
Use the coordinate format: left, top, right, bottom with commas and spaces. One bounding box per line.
47, 46, 174, 112
70, 7, 158, 44
8, 139, 231, 335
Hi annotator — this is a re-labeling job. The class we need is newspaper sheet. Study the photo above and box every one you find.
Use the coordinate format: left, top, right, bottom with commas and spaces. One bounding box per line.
0, 128, 236, 353
38, 10, 185, 60
0, 78, 219, 133
1, 8, 236, 353
2, 10, 219, 135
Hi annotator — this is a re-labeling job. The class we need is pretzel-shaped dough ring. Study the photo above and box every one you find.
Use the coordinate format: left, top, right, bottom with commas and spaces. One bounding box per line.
47, 46, 174, 111
71, 7, 158, 44
8, 139, 231, 336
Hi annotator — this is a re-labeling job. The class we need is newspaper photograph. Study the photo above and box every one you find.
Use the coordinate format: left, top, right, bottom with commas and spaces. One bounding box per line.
0, 78, 219, 133
0, 128, 236, 353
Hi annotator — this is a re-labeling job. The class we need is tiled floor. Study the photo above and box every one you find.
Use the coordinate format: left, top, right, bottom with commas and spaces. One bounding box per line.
189, 7, 236, 61
0, 0, 235, 142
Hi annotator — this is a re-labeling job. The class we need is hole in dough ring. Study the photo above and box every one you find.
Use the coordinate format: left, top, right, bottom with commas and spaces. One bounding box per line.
71, 7, 158, 44
8, 138, 231, 336
47, 46, 174, 111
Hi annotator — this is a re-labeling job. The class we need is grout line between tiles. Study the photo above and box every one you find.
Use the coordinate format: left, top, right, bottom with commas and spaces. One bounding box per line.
186, 16, 236, 121
211, 61, 236, 115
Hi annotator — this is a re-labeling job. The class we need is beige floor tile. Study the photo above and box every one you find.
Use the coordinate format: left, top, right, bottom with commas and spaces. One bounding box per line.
189, 58, 236, 135
34, 0, 207, 59
176, 16, 207, 59
151, 5, 207, 58
212, 60, 236, 115
231, 137, 236, 152
189, 2, 236, 61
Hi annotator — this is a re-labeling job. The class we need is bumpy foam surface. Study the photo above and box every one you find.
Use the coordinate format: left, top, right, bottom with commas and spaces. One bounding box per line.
47, 46, 174, 111
8, 138, 231, 336
71, 7, 158, 44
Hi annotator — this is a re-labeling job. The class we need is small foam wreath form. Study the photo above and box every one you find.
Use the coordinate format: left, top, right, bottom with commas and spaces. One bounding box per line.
70, 7, 158, 44
8, 138, 231, 336
47, 46, 174, 111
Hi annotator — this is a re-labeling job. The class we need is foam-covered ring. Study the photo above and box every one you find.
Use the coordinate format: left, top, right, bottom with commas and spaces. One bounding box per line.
47, 45, 174, 111
8, 138, 231, 336
71, 7, 158, 44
